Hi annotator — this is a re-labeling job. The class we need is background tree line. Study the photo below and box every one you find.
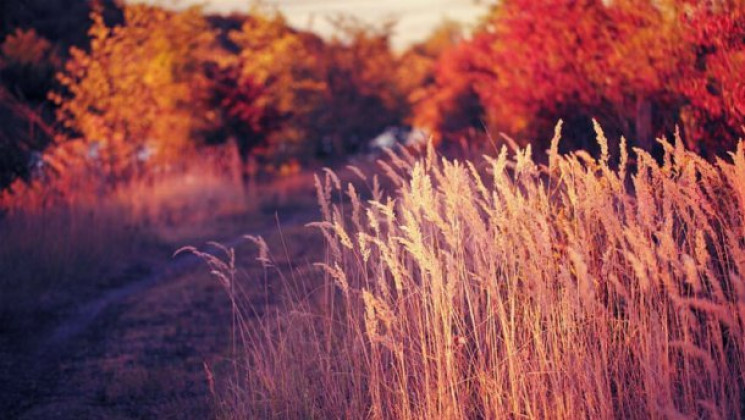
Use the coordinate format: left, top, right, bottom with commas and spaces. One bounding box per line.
1, 0, 744, 197
0, 1, 414, 193
416, 0, 745, 158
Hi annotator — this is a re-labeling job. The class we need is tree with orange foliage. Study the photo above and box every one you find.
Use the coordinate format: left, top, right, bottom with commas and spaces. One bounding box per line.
409, 38, 485, 146
412, 0, 614, 148
51, 5, 217, 181
399, 20, 484, 145
397, 20, 464, 114
228, 11, 327, 159
227, 12, 406, 158
591, 0, 688, 150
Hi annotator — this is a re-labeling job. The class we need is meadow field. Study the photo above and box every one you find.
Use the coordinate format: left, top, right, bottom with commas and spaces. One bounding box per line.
2, 0, 745, 418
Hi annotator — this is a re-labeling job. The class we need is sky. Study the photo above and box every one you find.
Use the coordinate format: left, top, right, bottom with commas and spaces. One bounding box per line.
134, 0, 491, 50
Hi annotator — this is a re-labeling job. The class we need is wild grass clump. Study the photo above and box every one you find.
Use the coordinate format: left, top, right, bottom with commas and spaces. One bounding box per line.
219, 123, 745, 419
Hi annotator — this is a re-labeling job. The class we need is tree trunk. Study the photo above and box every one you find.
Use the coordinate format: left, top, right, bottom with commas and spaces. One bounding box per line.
635, 97, 653, 151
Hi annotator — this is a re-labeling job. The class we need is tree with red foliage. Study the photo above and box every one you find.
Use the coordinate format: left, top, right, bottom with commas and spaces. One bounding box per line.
676, 1, 745, 154
421, 0, 744, 155
204, 63, 282, 185
412, 0, 625, 150
410, 38, 485, 145
479, 0, 614, 143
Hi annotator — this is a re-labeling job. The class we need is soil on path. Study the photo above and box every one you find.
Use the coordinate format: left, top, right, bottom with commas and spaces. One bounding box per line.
1, 205, 323, 419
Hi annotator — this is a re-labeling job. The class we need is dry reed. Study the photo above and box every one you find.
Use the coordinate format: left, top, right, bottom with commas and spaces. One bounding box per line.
213, 123, 745, 419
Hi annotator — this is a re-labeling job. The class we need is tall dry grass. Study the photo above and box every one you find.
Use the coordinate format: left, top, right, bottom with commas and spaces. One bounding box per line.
0, 156, 249, 327
214, 122, 745, 419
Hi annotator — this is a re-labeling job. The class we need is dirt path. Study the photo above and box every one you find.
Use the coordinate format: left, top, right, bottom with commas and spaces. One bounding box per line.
3, 209, 321, 419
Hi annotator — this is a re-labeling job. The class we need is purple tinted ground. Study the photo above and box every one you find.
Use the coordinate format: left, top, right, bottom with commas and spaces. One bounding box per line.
0, 196, 323, 419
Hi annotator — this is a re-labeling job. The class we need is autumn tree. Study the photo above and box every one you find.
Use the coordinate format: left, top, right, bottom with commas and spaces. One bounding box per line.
51, 5, 218, 181
421, 0, 743, 155
472, 0, 622, 149
414, 1, 613, 148
675, 0, 745, 154
1, 0, 123, 51
405, 23, 485, 144
226, 12, 406, 158
0, 29, 58, 189
313, 17, 406, 155
204, 63, 281, 184
227, 11, 327, 160
397, 20, 464, 113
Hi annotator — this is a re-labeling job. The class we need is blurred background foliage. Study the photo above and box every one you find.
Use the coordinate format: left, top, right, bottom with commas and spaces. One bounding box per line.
1, 0, 744, 205
421, 0, 745, 156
